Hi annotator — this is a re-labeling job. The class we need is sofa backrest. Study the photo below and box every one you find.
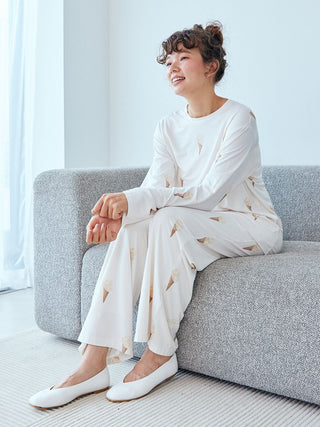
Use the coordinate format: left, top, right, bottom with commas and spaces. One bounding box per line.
133, 165, 319, 242
262, 165, 320, 242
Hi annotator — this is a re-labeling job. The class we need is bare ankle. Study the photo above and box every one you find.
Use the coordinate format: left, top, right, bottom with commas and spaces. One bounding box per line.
77, 345, 108, 373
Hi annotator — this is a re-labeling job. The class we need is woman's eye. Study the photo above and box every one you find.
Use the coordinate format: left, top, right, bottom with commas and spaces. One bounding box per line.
165, 57, 188, 67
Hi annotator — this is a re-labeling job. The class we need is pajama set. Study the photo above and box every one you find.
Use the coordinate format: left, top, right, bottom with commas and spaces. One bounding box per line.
77, 98, 283, 365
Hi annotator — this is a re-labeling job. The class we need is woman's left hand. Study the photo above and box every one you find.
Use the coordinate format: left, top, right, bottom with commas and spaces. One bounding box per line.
91, 192, 128, 219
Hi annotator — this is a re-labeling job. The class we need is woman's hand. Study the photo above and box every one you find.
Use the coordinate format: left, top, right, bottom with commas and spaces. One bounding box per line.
86, 215, 122, 244
91, 192, 128, 219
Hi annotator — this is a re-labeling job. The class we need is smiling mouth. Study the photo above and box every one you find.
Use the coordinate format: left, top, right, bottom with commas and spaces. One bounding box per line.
172, 77, 185, 86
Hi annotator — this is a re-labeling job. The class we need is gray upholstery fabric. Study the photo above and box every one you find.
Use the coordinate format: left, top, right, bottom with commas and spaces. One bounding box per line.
33, 165, 320, 405
262, 165, 320, 241
81, 240, 320, 405
33, 167, 147, 339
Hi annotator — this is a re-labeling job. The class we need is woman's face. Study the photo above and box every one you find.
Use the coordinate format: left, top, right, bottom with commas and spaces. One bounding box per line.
165, 42, 215, 97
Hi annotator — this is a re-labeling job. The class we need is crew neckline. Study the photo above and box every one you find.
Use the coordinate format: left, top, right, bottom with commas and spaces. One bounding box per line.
184, 98, 232, 121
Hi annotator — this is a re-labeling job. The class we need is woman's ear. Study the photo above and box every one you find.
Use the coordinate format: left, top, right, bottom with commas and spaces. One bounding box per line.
205, 59, 219, 79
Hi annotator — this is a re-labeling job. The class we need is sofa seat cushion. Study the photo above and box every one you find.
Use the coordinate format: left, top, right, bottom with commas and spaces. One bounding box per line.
80, 240, 320, 403
81, 240, 320, 323
81, 241, 320, 323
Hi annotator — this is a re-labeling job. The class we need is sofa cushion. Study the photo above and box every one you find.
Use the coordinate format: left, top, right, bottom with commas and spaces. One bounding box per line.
81, 240, 320, 404
81, 241, 320, 338
262, 166, 320, 241
81, 241, 320, 321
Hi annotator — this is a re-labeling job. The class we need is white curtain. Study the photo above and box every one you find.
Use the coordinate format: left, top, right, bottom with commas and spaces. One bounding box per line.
0, 0, 37, 291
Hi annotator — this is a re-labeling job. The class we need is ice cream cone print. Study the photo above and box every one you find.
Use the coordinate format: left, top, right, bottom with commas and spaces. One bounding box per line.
248, 176, 255, 187
150, 207, 159, 215
250, 110, 256, 119
252, 213, 260, 220
197, 136, 203, 154
244, 197, 253, 211
122, 336, 131, 353
148, 322, 155, 340
178, 168, 185, 187
103, 289, 109, 302
149, 284, 153, 303
165, 174, 173, 188
130, 248, 135, 261
215, 152, 222, 163
166, 269, 179, 291
173, 191, 193, 200
197, 237, 213, 245
209, 216, 223, 222
170, 219, 184, 237
102, 279, 112, 303
243, 244, 260, 252
191, 263, 197, 270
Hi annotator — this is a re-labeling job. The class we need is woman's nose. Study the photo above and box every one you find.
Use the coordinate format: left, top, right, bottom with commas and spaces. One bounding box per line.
168, 60, 180, 76
171, 60, 179, 71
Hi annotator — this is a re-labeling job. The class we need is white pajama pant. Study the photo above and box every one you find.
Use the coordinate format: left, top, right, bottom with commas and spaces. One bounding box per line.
77, 206, 282, 365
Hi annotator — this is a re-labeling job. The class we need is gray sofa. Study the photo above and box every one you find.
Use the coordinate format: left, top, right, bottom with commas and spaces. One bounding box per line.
33, 165, 320, 406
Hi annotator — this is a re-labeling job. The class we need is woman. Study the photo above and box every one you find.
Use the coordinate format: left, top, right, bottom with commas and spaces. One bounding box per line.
29, 21, 283, 408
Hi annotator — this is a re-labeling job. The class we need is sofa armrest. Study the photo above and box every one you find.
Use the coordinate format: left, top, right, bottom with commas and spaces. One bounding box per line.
33, 166, 148, 339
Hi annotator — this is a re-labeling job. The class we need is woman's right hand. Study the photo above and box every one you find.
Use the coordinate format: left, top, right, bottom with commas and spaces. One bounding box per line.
86, 215, 122, 244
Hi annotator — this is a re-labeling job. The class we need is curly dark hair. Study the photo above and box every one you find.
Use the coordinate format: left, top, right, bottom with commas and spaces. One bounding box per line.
156, 21, 228, 84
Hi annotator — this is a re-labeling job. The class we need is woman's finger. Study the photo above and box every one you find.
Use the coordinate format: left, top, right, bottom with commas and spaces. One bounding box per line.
100, 223, 106, 244
92, 224, 100, 244
86, 229, 93, 244
105, 224, 110, 242
100, 199, 109, 218
92, 196, 104, 215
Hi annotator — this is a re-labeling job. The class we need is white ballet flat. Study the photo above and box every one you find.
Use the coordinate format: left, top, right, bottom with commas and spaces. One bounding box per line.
106, 353, 178, 402
29, 367, 110, 409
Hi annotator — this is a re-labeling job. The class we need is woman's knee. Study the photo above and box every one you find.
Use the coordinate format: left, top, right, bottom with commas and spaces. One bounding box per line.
122, 216, 152, 235
151, 207, 182, 226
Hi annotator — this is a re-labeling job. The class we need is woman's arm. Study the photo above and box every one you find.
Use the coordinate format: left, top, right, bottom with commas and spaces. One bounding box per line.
122, 110, 260, 224
121, 119, 178, 225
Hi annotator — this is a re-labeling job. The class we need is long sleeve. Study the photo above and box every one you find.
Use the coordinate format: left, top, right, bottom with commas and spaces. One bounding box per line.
121, 120, 177, 225
122, 109, 260, 226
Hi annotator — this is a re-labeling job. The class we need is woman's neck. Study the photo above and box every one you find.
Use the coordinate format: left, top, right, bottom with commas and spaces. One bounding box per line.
186, 92, 225, 118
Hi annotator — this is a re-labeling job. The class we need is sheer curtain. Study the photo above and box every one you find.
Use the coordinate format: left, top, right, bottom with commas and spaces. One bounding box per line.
0, 0, 37, 291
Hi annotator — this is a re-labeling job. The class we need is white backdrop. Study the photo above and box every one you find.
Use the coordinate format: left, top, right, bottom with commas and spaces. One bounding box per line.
32, 0, 320, 172
107, 0, 320, 167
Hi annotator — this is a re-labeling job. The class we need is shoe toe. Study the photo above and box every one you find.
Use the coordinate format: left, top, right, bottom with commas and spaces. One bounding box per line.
106, 353, 178, 402
29, 367, 110, 409
29, 387, 62, 408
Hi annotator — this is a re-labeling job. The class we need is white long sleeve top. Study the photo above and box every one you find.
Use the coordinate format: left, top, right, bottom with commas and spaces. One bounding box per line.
121, 98, 283, 232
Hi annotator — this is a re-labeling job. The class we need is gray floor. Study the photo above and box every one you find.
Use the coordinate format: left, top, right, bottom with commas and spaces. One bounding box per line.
0, 287, 37, 339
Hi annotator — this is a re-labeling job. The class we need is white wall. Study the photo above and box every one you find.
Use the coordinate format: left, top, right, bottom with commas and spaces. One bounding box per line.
33, 0, 109, 177
108, 0, 320, 167
33, 0, 320, 173
33, 0, 64, 179
64, 0, 109, 168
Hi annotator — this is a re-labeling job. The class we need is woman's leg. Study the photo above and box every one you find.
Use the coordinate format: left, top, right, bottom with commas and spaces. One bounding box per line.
78, 216, 153, 362
125, 206, 280, 382
54, 216, 152, 388
55, 205, 281, 387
